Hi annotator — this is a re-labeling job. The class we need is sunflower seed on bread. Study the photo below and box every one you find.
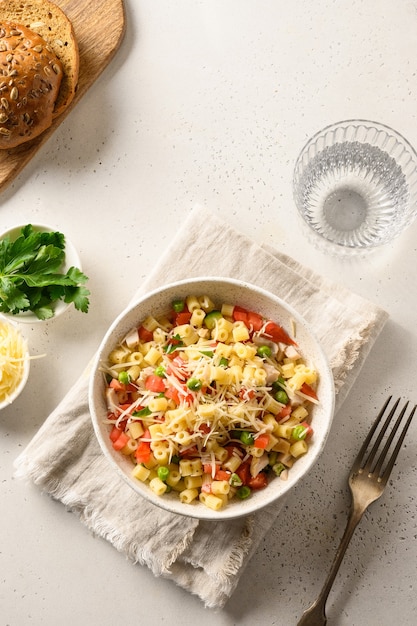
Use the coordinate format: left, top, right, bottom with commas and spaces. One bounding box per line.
0, 0, 79, 149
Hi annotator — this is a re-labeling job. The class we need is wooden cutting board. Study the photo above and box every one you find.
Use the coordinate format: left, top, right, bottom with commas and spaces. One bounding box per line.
0, 0, 126, 192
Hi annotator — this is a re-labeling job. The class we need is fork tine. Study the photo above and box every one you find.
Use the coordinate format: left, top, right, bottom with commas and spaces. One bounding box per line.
378, 403, 416, 482
354, 397, 415, 481
366, 399, 407, 474
351, 396, 397, 473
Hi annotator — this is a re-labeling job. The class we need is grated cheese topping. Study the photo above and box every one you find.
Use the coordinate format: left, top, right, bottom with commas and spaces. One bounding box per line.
0, 320, 28, 405
101, 296, 320, 509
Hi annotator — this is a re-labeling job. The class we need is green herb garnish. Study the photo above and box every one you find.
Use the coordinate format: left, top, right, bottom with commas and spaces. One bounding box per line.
0, 224, 90, 320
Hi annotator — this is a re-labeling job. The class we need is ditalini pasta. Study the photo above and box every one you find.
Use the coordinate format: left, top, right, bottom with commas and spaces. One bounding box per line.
101, 296, 320, 511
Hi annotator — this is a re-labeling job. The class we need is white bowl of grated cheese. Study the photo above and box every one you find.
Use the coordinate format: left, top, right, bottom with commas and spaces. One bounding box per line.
0, 317, 30, 411
89, 277, 335, 521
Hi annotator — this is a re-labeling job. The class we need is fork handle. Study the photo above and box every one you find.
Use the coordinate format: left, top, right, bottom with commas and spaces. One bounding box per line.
297, 504, 365, 625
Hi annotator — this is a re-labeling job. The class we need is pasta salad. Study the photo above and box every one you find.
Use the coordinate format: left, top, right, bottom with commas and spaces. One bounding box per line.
101, 295, 320, 511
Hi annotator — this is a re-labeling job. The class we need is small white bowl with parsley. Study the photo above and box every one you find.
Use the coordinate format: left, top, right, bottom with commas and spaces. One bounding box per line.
0, 224, 90, 322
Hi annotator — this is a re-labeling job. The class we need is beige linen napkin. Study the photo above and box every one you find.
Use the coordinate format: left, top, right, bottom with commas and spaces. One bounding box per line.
14, 205, 388, 608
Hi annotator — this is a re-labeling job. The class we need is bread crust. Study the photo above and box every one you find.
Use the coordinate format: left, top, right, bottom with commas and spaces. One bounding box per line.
0, 22, 63, 149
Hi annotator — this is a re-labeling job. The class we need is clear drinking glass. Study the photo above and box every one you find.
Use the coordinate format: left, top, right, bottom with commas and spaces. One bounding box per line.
293, 120, 417, 254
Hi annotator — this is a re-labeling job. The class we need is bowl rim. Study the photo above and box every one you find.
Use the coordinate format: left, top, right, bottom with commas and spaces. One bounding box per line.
0, 222, 81, 324
0, 316, 30, 410
88, 276, 335, 520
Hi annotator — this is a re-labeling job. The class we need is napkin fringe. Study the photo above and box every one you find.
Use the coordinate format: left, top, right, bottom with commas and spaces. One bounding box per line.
81, 513, 197, 577
330, 312, 385, 398
184, 515, 254, 579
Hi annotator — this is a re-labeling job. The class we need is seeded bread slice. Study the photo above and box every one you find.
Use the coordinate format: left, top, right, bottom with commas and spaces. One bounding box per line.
0, 21, 64, 148
0, 0, 79, 116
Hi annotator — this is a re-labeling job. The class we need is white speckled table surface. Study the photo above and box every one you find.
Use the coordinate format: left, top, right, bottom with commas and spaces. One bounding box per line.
1, 1, 417, 625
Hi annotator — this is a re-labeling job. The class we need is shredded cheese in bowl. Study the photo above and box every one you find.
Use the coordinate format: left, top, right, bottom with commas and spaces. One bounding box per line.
0, 319, 30, 409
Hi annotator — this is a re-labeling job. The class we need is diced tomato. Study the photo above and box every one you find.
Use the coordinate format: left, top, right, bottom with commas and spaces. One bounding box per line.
173, 311, 192, 326
247, 311, 263, 331
135, 440, 151, 464
239, 388, 255, 401
254, 433, 270, 449
112, 431, 130, 451
164, 385, 181, 404
119, 403, 132, 412
277, 403, 292, 421
203, 463, 218, 474
166, 349, 180, 359
300, 382, 319, 401
248, 472, 268, 490
180, 386, 194, 405
225, 443, 244, 459
145, 374, 166, 393
109, 378, 136, 393
214, 469, 231, 481
232, 306, 248, 324
138, 325, 154, 342
165, 383, 194, 406
232, 307, 264, 331
236, 459, 251, 485
263, 321, 296, 346
199, 424, 212, 435
135, 429, 151, 463
110, 425, 123, 443
109, 378, 124, 392
167, 355, 187, 381
179, 445, 199, 457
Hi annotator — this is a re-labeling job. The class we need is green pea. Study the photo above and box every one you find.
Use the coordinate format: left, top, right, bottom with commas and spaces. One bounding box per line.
187, 378, 203, 391
154, 365, 166, 377
268, 451, 278, 466
272, 462, 286, 477
292, 425, 308, 441
240, 431, 255, 445
229, 473, 243, 487
275, 389, 289, 405
236, 486, 251, 500
172, 299, 185, 313
204, 310, 223, 330
157, 466, 170, 482
257, 345, 272, 358
118, 371, 130, 385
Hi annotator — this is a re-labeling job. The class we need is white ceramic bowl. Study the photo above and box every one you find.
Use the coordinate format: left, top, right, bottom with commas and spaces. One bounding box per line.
89, 277, 335, 520
0, 223, 82, 323
0, 317, 30, 410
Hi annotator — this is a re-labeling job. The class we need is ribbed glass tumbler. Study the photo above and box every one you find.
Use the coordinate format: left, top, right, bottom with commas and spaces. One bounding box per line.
293, 120, 417, 253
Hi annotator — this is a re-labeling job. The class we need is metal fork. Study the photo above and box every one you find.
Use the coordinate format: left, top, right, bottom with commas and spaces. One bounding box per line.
297, 396, 415, 626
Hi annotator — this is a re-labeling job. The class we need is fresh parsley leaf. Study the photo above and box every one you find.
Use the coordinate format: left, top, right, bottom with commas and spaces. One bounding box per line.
0, 225, 90, 318
64, 285, 90, 313
33, 304, 55, 321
